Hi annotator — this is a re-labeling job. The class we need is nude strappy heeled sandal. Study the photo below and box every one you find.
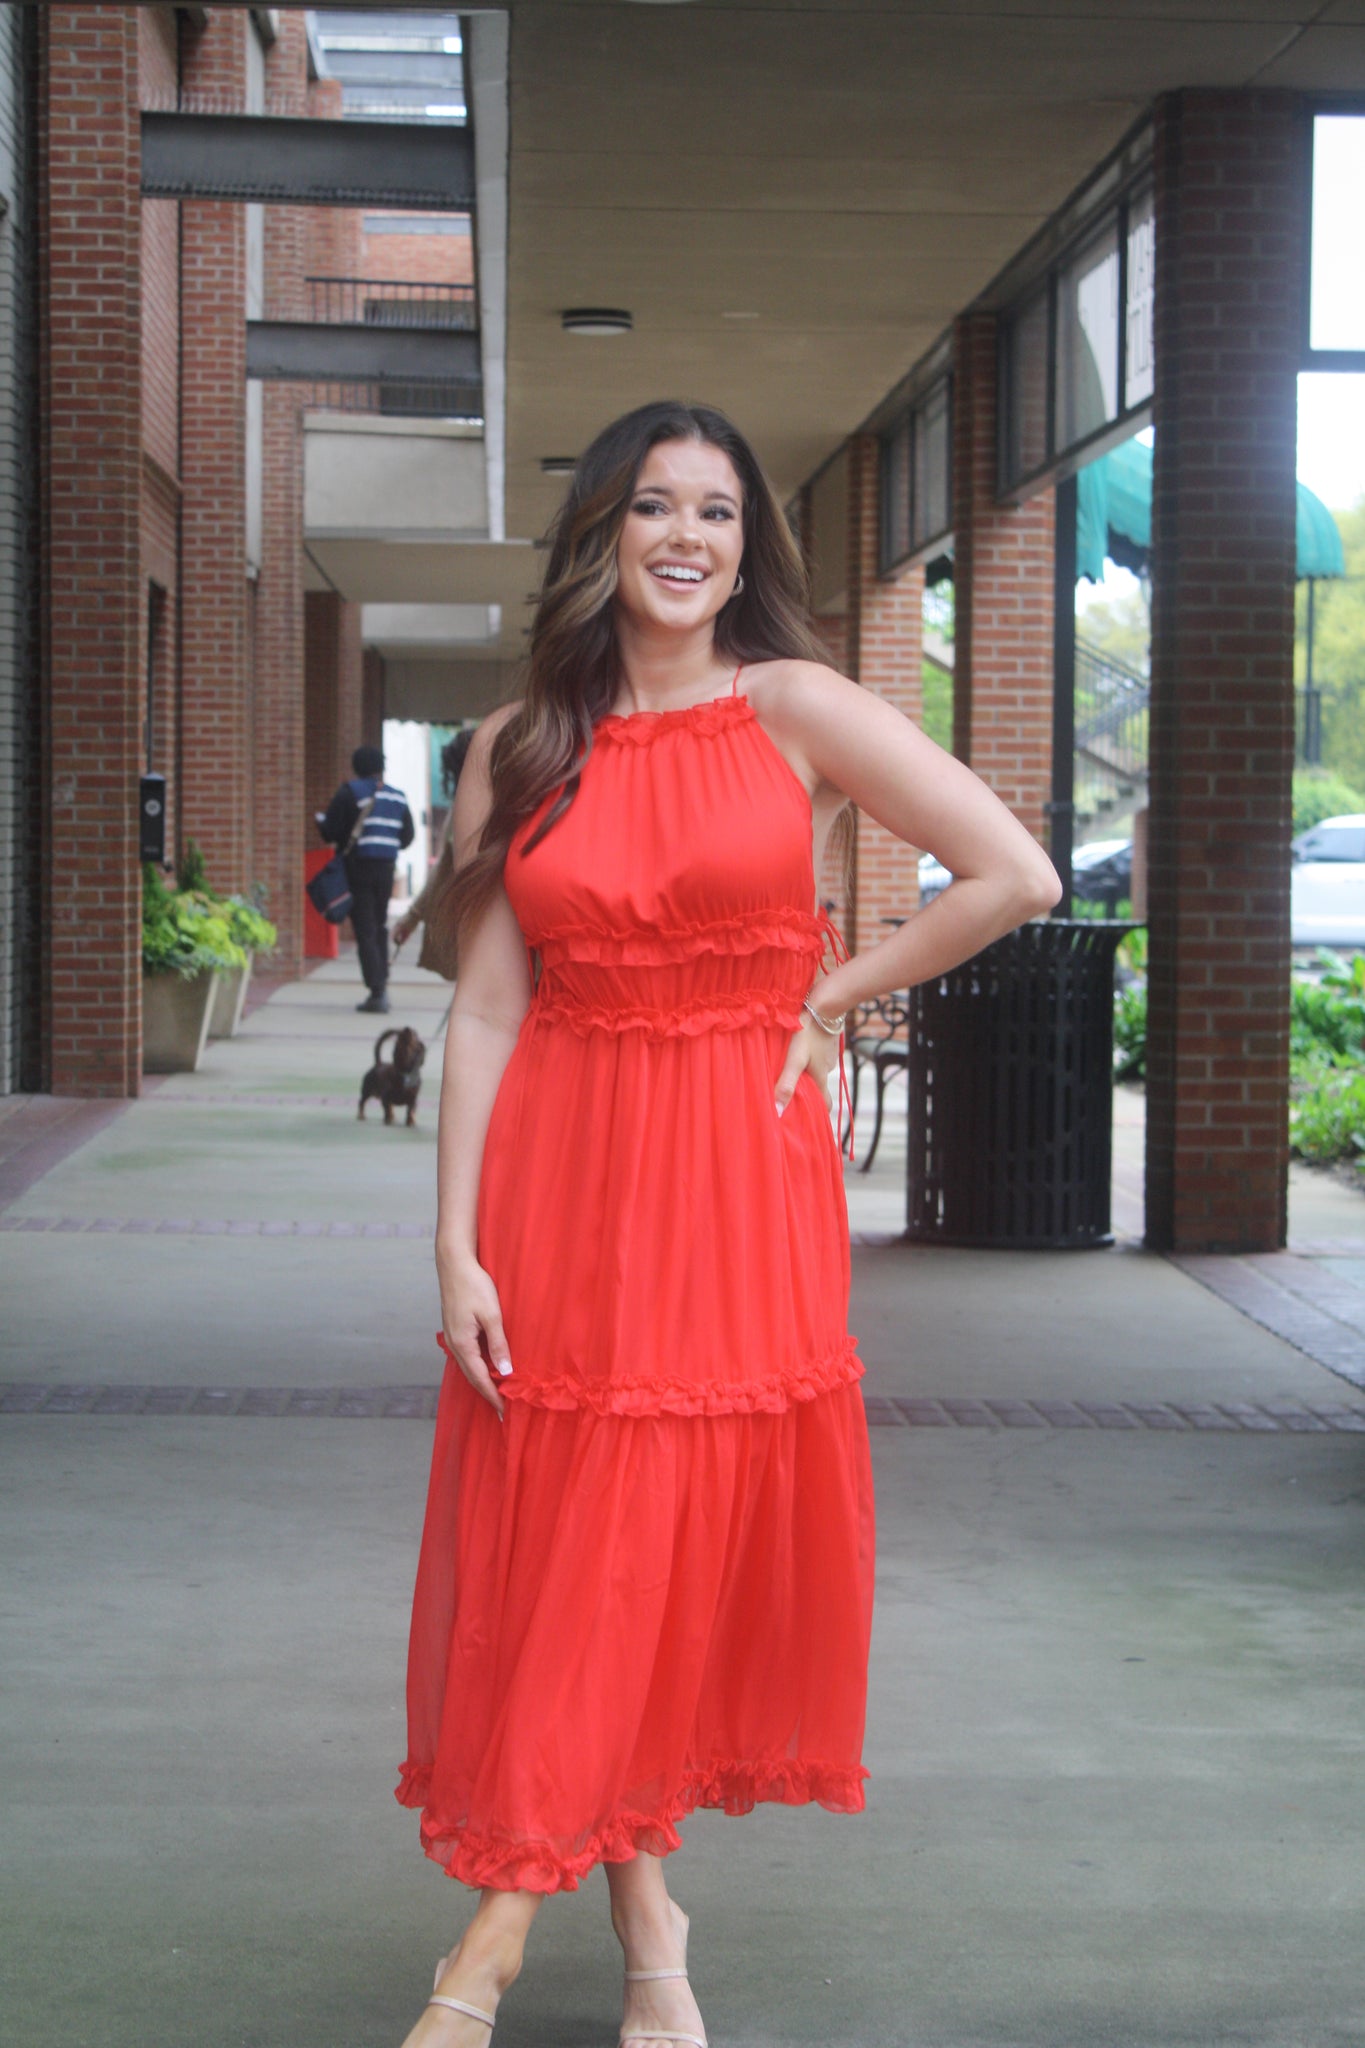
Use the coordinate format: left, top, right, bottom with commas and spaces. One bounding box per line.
619, 1965, 707, 2048
428, 1955, 497, 2035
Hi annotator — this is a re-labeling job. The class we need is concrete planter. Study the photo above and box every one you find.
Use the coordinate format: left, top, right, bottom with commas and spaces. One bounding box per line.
207, 956, 253, 1039
142, 968, 216, 1074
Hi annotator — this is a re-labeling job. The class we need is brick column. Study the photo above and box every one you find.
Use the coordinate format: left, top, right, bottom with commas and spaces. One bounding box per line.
1144, 92, 1304, 1253
844, 435, 925, 952
304, 591, 365, 823
253, 10, 309, 971
138, 10, 181, 869
362, 648, 387, 753
951, 311, 1054, 845
41, 7, 143, 1096
178, 7, 249, 894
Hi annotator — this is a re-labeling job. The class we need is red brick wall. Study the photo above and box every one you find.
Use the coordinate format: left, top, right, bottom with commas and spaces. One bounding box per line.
305, 76, 363, 281
178, 6, 250, 896
843, 434, 925, 954
41, 6, 144, 1096
1144, 91, 1304, 1254
141, 470, 179, 860
362, 647, 386, 751
304, 591, 366, 823
338, 598, 364, 778
809, 610, 850, 922
138, 13, 178, 488
252, 10, 310, 970
359, 217, 474, 288
951, 310, 1054, 847
137, 7, 181, 871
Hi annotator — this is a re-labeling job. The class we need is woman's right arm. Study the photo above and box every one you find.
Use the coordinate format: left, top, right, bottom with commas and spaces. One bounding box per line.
434, 704, 532, 1419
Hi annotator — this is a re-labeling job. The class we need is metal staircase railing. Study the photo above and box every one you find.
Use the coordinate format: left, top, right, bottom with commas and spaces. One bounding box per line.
1074, 634, 1149, 832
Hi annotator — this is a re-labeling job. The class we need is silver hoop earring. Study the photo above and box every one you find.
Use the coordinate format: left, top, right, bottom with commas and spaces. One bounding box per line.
731, 573, 745, 599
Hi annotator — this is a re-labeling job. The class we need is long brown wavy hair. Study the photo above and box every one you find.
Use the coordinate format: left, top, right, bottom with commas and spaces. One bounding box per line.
444, 399, 851, 942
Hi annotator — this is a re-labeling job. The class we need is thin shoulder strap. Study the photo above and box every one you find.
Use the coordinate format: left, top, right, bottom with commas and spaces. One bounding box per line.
730, 661, 743, 697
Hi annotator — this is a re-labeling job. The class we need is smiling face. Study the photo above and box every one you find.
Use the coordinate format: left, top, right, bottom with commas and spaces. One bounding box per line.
613, 437, 746, 635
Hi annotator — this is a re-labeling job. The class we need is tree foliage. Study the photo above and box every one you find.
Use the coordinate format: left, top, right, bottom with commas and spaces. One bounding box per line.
1297, 496, 1365, 787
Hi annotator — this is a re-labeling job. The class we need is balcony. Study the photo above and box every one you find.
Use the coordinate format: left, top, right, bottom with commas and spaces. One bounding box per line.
249, 276, 481, 418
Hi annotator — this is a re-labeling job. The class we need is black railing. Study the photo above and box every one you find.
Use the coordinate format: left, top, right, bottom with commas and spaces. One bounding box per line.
1074, 634, 1149, 828
300, 276, 479, 419
304, 275, 477, 330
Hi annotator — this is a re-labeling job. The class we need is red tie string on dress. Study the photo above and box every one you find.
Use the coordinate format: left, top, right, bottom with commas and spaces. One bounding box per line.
816, 909, 856, 1167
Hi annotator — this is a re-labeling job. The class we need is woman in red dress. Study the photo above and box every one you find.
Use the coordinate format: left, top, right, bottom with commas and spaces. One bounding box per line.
396, 402, 1060, 2048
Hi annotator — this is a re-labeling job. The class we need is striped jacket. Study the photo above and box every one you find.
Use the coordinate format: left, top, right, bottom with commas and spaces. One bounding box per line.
319, 777, 415, 863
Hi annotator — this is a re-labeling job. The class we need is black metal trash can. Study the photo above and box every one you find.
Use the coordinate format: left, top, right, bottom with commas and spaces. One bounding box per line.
904, 919, 1136, 1249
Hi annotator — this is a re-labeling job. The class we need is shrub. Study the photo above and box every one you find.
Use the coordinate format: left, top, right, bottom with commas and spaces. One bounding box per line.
1113, 980, 1146, 1080
223, 894, 277, 956
1117, 924, 1147, 977
177, 839, 210, 895
142, 865, 246, 978
1293, 769, 1365, 836
166, 841, 277, 956
1290, 1071, 1365, 1166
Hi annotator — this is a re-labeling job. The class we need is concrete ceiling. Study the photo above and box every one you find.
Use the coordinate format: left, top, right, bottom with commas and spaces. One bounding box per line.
318, 0, 1365, 708
499, 0, 1365, 540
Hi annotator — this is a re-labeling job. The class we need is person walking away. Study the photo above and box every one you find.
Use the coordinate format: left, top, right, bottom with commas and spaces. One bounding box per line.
392, 729, 472, 981
318, 744, 415, 1014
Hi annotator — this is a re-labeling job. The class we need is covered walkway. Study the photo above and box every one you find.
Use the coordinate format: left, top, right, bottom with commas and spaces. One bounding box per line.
3, 973, 1365, 2048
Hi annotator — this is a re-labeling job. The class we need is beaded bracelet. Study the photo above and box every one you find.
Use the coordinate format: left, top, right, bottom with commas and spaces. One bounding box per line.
802, 993, 847, 1036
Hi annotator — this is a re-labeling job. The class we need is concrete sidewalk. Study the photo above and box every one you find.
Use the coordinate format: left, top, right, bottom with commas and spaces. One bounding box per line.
3, 959, 1364, 2048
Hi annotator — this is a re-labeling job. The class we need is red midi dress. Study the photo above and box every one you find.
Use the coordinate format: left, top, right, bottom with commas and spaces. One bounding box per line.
396, 670, 877, 1894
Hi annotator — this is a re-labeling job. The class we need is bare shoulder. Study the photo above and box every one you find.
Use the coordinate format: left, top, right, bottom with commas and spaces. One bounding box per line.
742, 657, 855, 719
741, 658, 877, 798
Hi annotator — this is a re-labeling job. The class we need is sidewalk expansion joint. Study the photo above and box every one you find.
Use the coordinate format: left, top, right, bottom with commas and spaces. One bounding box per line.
2, 1384, 1363, 1429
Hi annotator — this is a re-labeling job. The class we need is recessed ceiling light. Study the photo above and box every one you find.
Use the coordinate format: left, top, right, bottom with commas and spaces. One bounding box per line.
561, 308, 633, 336
540, 456, 577, 476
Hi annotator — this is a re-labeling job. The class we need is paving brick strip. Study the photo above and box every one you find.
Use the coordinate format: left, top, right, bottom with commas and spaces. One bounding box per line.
2, 1384, 1363, 1430
1170, 1250, 1365, 1392
0, 1215, 435, 1237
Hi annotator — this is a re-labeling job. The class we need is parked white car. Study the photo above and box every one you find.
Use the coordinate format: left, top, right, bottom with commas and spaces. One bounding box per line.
1291, 814, 1365, 949
918, 837, 1133, 909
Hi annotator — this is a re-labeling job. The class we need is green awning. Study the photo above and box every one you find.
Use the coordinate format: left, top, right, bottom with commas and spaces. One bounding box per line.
1076, 437, 1346, 584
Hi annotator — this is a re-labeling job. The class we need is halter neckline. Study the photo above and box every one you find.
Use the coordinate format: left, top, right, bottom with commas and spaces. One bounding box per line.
598, 663, 744, 728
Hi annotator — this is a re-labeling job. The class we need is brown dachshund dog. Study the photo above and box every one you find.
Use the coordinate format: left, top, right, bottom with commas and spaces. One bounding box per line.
358, 1025, 426, 1126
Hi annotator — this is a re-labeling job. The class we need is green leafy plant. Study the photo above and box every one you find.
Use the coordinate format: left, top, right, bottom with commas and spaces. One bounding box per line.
1290, 1071, 1365, 1167
1117, 924, 1148, 977
142, 865, 246, 979
1293, 769, 1365, 837
177, 839, 210, 895
1070, 895, 1134, 922
1113, 980, 1147, 1080
166, 840, 277, 957
223, 894, 277, 956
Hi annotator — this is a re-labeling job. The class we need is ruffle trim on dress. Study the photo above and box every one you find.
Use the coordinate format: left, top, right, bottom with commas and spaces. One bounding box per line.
395, 1754, 870, 1893
499, 1334, 863, 1417
594, 696, 755, 744
530, 984, 808, 1039
533, 906, 825, 969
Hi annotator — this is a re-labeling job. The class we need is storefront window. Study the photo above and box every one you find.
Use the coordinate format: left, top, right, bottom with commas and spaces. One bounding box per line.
999, 171, 1155, 495
879, 375, 953, 575
1124, 185, 1155, 408
1309, 114, 1365, 357
1055, 221, 1119, 448
914, 380, 951, 550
